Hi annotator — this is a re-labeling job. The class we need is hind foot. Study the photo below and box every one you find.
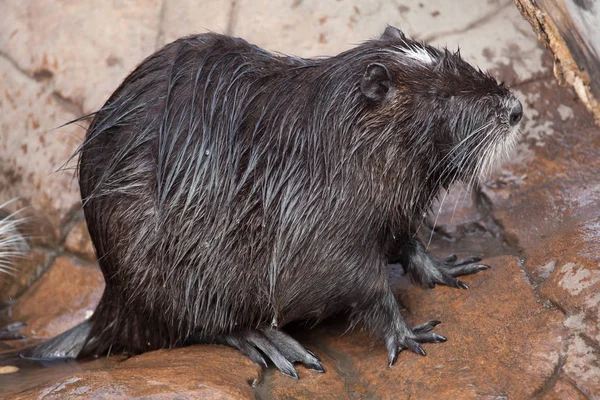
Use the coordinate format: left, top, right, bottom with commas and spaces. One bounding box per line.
401, 238, 490, 289
357, 281, 447, 367
219, 329, 324, 379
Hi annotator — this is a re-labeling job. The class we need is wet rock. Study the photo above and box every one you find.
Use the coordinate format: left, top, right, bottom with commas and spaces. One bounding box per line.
476, 55, 600, 398
63, 219, 96, 263
8, 346, 261, 399
5, 255, 103, 339
0, 0, 599, 398
309, 256, 565, 399
259, 349, 349, 399
481, 77, 600, 254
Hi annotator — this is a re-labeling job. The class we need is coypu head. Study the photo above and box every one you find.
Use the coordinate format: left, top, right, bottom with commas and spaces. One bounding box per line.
360, 25, 522, 189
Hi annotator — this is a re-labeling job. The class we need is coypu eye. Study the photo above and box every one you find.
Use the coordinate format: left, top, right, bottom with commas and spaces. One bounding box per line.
438, 91, 451, 99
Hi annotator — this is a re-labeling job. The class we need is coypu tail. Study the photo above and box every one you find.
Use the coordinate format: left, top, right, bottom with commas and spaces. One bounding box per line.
20, 321, 92, 360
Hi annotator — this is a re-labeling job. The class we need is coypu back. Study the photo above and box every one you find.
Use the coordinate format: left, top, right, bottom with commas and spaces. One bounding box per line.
77, 32, 406, 354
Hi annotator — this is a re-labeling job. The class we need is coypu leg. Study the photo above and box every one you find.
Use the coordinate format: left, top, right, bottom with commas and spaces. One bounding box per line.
356, 274, 447, 366
218, 329, 324, 379
397, 237, 490, 289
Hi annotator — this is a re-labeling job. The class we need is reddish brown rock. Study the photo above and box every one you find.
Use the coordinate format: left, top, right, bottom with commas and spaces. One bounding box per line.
309, 256, 565, 399
542, 377, 589, 400
63, 219, 96, 263
8, 346, 261, 399
260, 349, 350, 399
6, 255, 104, 339
1, 0, 599, 398
562, 334, 600, 399
481, 77, 600, 259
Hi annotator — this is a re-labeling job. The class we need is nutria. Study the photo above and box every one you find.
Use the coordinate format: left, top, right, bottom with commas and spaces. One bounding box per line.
26, 25, 522, 378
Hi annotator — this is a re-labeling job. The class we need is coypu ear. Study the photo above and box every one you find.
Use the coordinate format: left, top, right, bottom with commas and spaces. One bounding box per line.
381, 25, 405, 40
361, 63, 392, 102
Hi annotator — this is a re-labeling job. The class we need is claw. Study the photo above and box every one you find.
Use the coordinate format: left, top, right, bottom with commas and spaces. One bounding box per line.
416, 332, 447, 343
413, 320, 441, 333
433, 333, 447, 342
310, 362, 325, 373
281, 365, 299, 380
221, 329, 322, 379
452, 256, 482, 265
305, 348, 321, 362
405, 339, 426, 356
388, 346, 399, 367
457, 280, 469, 290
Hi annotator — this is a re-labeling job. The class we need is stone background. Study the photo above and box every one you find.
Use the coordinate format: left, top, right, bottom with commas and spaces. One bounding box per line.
0, 0, 599, 398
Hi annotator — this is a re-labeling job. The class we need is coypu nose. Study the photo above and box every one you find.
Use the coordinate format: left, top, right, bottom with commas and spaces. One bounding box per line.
509, 100, 523, 126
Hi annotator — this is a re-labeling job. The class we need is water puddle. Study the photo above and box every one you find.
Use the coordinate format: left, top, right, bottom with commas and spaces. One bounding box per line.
0, 346, 118, 397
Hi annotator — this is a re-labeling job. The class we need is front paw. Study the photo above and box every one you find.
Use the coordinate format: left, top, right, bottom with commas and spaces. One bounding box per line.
386, 320, 446, 366
411, 252, 490, 290
432, 254, 490, 289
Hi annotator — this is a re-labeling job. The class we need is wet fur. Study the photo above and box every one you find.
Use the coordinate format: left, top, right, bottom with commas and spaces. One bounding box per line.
27, 27, 521, 369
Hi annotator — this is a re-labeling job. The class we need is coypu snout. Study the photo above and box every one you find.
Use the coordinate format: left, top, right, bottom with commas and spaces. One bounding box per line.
509, 99, 523, 126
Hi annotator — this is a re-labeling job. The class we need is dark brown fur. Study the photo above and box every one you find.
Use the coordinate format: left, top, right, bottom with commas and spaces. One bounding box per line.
26, 26, 522, 377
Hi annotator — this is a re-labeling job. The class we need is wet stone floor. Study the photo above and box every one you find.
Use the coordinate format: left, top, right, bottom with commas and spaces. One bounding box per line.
1, 0, 599, 399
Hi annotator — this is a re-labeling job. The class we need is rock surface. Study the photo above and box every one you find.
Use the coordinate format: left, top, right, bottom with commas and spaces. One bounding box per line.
1, 0, 599, 398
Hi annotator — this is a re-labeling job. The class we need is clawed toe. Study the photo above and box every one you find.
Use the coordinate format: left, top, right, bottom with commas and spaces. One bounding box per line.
451, 256, 482, 266
412, 319, 441, 333
450, 263, 489, 277
387, 320, 446, 367
221, 329, 324, 378
428, 254, 490, 289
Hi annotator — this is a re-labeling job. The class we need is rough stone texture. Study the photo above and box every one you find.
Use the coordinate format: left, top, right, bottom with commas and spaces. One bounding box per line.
157, 0, 233, 47
232, 0, 547, 83
1, 0, 600, 398
0, 0, 162, 114
310, 257, 565, 399
0, 55, 82, 235
7, 347, 261, 399
3, 256, 103, 339
477, 73, 600, 398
